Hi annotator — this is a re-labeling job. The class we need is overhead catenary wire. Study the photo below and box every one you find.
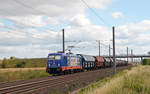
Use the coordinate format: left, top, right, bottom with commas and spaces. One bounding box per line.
13, 0, 48, 15
4, 0, 110, 30
0, 0, 61, 31
0, 10, 56, 32
80, 0, 110, 26
13, 0, 68, 30
67, 40, 111, 55
12, 0, 110, 30
2, 0, 114, 55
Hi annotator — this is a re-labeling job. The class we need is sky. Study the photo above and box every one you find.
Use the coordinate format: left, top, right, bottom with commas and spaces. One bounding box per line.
0, 0, 150, 59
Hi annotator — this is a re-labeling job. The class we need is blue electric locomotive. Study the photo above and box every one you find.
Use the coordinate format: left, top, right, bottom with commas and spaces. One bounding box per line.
46, 53, 82, 74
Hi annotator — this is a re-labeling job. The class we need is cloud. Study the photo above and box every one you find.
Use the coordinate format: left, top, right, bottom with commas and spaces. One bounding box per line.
0, 23, 112, 58
112, 12, 124, 19
70, 14, 91, 27
1, 19, 150, 58
87, 0, 112, 9
8, 15, 46, 27
116, 20, 150, 54
1, 0, 149, 58
0, 0, 113, 58
0, 22, 4, 27
65, 25, 111, 41
0, 0, 112, 17
0, 0, 112, 25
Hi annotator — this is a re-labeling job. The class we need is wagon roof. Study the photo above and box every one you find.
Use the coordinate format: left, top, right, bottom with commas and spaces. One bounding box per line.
104, 58, 111, 62
94, 56, 104, 62
79, 54, 95, 62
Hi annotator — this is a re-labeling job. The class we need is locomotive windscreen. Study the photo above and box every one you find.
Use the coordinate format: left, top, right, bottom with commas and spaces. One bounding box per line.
48, 55, 61, 60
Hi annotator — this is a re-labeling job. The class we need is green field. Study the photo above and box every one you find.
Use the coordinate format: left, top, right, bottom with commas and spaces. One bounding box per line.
77, 65, 150, 94
0, 69, 49, 83
0, 57, 49, 83
0, 58, 46, 68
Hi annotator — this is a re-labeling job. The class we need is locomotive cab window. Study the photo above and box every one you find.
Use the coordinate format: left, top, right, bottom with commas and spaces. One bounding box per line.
48, 55, 55, 60
48, 55, 61, 60
55, 55, 61, 60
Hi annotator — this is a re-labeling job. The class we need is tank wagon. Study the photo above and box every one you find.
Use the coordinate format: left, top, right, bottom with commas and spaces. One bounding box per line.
46, 52, 128, 75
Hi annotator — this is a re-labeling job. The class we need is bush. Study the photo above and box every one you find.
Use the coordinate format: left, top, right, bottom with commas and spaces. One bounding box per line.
143, 59, 150, 65
10, 56, 16, 60
15, 61, 26, 68
0, 58, 46, 68
2, 58, 8, 68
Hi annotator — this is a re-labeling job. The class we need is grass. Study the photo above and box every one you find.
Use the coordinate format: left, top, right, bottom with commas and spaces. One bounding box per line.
0, 69, 50, 83
0, 58, 46, 68
0, 67, 45, 72
77, 65, 150, 94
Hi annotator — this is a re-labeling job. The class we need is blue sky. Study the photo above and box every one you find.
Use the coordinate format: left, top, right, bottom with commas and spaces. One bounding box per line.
0, 0, 150, 59
86, 0, 150, 26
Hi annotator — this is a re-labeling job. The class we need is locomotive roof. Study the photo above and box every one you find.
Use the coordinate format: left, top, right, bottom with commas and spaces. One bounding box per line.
48, 53, 65, 55
48, 53, 78, 57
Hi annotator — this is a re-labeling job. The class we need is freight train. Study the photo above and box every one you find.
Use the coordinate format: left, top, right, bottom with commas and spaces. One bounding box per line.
46, 52, 128, 75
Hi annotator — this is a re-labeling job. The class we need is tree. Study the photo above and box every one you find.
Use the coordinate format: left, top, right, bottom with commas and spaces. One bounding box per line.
2, 58, 8, 68
15, 61, 26, 68
147, 51, 150, 55
10, 56, 16, 60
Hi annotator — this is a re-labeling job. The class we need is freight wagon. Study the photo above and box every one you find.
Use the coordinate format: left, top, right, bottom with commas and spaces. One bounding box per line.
110, 58, 114, 67
94, 56, 105, 68
77, 54, 95, 70
104, 58, 112, 67
116, 60, 128, 66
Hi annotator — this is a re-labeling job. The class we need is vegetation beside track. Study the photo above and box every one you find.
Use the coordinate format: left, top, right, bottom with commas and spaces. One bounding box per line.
77, 65, 150, 94
0, 57, 46, 68
0, 69, 49, 83
143, 58, 150, 65
0, 67, 45, 72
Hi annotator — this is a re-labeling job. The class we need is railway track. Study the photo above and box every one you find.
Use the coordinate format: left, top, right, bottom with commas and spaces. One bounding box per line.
0, 65, 132, 94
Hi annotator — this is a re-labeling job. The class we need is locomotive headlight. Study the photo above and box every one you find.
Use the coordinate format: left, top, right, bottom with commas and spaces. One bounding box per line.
49, 64, 51, 67
58, 64, 60, 66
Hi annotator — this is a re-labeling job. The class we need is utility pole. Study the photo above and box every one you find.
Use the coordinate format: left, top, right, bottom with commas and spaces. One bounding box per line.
141, 57, 143, 64
96, 40, 101, 57
131, 49, 133, 63
98, 40, 101, 57
127, 47, 129, 63
112, 26, 116, 74
109, 44, 111, 58
62, 29, 65, 53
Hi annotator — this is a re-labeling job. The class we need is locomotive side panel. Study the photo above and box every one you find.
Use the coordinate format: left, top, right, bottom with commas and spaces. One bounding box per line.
67, 56, 81, 66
